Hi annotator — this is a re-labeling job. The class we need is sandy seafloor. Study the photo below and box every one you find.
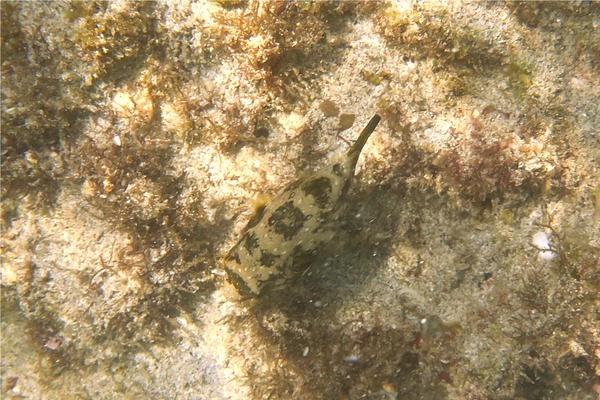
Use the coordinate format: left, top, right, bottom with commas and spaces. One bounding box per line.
1, 1, 599, 399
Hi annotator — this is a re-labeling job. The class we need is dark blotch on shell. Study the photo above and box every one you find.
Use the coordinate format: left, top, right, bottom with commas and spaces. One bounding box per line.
284, 180, 302, 199
225, 267, 254, 298
260, 250, 280, 267
226, 249, 241, 264
268, 201, 308, 240
332, 163, 344, 176
243, 232, 260, 253
301, 177, 332, 208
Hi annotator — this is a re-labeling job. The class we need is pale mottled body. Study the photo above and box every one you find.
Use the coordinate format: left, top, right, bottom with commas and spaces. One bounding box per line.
224, 115, 381, 298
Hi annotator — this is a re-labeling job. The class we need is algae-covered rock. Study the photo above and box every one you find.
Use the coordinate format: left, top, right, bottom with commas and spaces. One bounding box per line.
2, 1, 599, 399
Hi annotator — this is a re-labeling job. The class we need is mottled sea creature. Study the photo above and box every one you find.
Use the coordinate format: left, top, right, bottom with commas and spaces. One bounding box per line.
224, 115, 381, 299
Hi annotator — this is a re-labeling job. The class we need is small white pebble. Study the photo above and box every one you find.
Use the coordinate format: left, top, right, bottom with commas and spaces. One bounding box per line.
539, 251, 556, 261
303, 347, 309, 357
113, 135, 121, 146
532, 231, 557, 261
532, 231, 550, 248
